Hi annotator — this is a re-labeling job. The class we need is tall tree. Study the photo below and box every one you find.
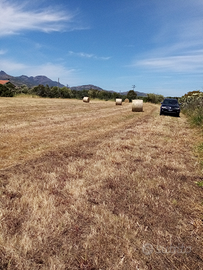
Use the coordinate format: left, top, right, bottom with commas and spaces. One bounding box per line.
127, 90, 137, 102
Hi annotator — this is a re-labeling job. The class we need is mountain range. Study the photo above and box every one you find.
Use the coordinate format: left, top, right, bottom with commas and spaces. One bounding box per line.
0, 70, 147, 96
0, 70, 64, 88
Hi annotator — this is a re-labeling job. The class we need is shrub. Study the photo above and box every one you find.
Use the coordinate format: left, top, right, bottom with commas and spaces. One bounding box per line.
146, 93, 164, 104
0, 84, 14, 97
179, 91, 203, 127
126, 90, 137, 102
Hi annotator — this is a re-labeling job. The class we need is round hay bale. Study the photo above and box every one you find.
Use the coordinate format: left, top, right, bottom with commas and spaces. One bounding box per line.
124, 98, 129, 103
115, 98, 122, 105
83, 97, 90, 103
132, 99, 143, 112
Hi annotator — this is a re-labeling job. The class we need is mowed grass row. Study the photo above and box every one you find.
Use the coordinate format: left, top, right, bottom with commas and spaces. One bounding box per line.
0, 98, 152, 170
0, 97, 203, 269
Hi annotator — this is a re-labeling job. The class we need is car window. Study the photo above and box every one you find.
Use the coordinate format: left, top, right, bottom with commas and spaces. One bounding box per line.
163, 99, 178, 105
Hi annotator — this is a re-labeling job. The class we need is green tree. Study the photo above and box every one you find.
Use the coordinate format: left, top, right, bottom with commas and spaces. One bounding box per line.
127, 90, 137, 102
88, 89, 98, 99
19, 84, 29, 94
146, 93, 164, 104
0, 84, 14, 97
32, 84, 48, 97
60, 87, 73, 98
49, 86, 61, 98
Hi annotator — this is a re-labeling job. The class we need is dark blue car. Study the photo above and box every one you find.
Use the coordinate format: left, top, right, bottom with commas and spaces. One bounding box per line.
160, 98, 180, 117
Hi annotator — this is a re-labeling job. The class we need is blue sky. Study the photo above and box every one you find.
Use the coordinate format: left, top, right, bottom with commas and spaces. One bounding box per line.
0, 0, 202, 96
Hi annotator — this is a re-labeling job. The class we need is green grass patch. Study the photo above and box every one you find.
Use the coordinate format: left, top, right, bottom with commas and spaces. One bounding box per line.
196, 180, 203, 187
197, 143, 203, 152
191, 113, 203, 126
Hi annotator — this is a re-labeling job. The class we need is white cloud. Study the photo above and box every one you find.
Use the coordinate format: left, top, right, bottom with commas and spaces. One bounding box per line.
0, 59, 27, 71
0, 49, 7, 55
135, 51, 203, 73
68, 51, 111, 60
27, 63, 77, 85
0, 59, 79, 85
150, 0, 203, 51
178, 18, 203, 41
69, 51, 94, 58
0, 0, 86, 36
132, 1, 203, 74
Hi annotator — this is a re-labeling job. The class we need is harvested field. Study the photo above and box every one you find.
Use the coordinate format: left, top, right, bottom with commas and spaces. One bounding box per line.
0, 97, 203, 269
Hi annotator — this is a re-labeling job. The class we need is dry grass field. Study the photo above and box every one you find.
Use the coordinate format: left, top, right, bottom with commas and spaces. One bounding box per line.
0, 97, 203, 269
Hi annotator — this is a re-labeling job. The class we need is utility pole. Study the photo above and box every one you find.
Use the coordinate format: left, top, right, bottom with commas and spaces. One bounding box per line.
132, 85, 136, 91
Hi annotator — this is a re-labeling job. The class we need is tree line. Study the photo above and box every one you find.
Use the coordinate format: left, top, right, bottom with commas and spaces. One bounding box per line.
0, 83, 164, 103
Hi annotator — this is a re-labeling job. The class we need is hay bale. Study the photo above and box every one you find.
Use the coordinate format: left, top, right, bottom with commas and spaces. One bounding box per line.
124, 98, 129, 103
115, 98, 122, 105
83, 97, 90, 103
132, 99, 143, 112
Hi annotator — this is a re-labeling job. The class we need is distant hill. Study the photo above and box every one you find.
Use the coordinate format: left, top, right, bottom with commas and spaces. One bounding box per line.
71, 85, 147, 97
120, 91, 147, 97
0, 71, 147, 96
0, 71, 64, 88
70, 84, 103, 91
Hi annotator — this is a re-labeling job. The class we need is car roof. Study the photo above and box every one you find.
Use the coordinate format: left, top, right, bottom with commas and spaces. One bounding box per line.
164, 98, 178, 101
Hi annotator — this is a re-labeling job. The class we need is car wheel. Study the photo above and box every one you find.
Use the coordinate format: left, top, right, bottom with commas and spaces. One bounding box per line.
176, 113, 180, 117
160, 111, 162, 115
